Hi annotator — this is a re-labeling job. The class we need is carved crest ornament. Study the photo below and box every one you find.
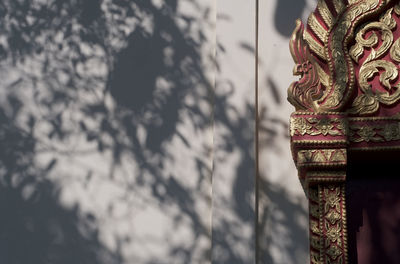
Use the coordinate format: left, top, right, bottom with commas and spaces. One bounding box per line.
288, 0, 400, 263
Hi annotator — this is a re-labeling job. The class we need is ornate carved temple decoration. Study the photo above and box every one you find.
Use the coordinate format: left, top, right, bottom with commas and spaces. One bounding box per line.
287, 0, 400, 263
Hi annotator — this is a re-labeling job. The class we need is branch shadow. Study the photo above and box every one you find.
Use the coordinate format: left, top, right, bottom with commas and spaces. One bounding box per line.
0, 106, 122, 264
0, 0, 257, 263
0, 0, 311, 263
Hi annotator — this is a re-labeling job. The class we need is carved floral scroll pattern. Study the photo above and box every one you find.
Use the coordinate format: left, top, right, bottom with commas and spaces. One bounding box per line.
291, 116, 400, 143
290, 117, 348, 137
350, 5, 400, 115
288, 0, 393, 113
350, 121, 400, 142
322, 185, 347, 264
308, 185, 347, 264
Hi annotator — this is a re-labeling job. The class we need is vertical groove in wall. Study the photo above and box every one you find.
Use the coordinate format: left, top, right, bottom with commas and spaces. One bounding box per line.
255, 0, 260, 263
210, 0, 217, 263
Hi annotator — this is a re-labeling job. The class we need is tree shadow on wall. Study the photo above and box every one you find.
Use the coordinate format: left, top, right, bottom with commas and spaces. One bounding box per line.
273, 0, 307, 37
0, 107, 122, 264
0, 0, 311, 263
258, 79, 309, 263
258, 178, 308, 264
0, 0, 257, 263
0, 0, 215, 263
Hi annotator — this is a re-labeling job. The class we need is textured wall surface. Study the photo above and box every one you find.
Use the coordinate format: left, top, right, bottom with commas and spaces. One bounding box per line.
257, 1, 316, 263
0, 0, 316, 263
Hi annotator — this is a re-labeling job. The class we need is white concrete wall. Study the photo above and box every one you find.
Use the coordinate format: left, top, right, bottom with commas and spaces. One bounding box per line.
0, 0, 318, 263
212, 1, 256, 263
257, 0, 316, 263
1, 1, 215, 263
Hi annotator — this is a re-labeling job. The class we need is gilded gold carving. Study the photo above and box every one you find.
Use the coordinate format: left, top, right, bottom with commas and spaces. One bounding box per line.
325, 222, 342, 245
316, 62, 330, 88
289, 0, 391, 112
310, 203, 320, 218
350, 7, 400, 115
304, 30, 327, 60
317, 0, 334, 28
311, 220, 321, 234
394, 2, 400, 15
311, 251, 323, 264
287, 2, 400, 263
326, 210, 341, 225
290, 116, 313, 136
288, 20, 325, 111
292, 139, 348, 145
309, 185, 324, 264
390, 38, 400, 62
349, 8, 395, 63
325, 0, 388, 110
311, 235, 323, 250
324, 187, 341, 213
308, 13, 328, 43
350, 125, 382, 142
297, 149, 346, 167
290, 117, 348, 137
349, 121, 400, 142
326, 245, 343, 260
321, 185, 347, 263
382, 123, 400, 140
332, 0, 345, 15
330, 150, 346, 162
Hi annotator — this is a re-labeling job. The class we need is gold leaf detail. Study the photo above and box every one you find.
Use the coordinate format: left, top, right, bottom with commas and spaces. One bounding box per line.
311, 251, 322, 264
349, 6, 400, 115
315, 118, 334, 136
350, 20, 393, 64
327, 245, 343, 260
333, 0, 345, 14
290, 117, 347, 137
311, 220, 320, 234
308, 13, 328, 43
330, 150, 346, 162
325, 0, 388, 110
380, 8, 396, 29
324, 187, 341, 213
351, 60, 400, 115
298, 150, 314, 163
288, 20, 325, 111
311, 235, 322, 250
390, 38, 400, 63
326, 210, 341, 224
357, 125, 383, 142
314, 151, 327, 163
325, 222, 342, 244
315, 63, 330, 88
382, 123, 400, 141
304, 30, 327, 60
317, 0, 333, 28
394, 3, 400, 16
350, 42, 366, 62
290, 117, 313, 136
350, 93, 379, 115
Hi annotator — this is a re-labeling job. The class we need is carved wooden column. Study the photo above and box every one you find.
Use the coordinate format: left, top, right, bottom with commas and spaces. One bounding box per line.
290, 112, 349, 263
287, 0, 400, 263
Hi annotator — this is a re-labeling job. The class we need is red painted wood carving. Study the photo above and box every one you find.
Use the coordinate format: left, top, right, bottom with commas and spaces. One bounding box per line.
288, 0, 400, 263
